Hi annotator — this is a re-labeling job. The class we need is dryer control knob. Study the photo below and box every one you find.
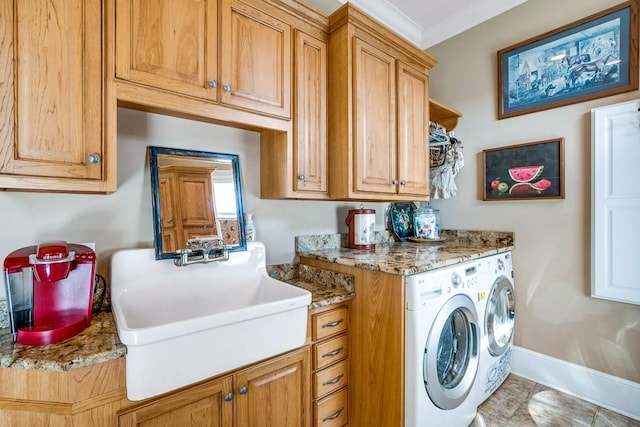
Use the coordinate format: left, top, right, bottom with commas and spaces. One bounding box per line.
451, 272, 462, 288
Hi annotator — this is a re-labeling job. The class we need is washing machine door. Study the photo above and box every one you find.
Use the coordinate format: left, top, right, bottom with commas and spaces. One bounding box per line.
423, 294, 479, 410
486, 276, 515, 357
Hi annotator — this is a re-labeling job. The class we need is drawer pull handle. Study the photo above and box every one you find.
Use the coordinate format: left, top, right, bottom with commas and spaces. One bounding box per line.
322, 373, 344, 386
321, 319, 343, 328
322, 407, 344, 422
322, 346, 344, 358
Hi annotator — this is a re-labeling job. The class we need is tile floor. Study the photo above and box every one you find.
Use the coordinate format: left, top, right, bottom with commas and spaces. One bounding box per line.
470, 374, 640, 427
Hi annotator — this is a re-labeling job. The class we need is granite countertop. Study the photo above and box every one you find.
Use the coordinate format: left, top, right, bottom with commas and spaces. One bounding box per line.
296, 230, 515, 275
0, 311, 126, 371
0, 266, 354, 371
0, 229, 510, 371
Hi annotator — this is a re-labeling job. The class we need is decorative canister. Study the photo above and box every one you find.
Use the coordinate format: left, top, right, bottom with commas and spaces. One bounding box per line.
413, 203, 440, 240
345, 206, 376, 250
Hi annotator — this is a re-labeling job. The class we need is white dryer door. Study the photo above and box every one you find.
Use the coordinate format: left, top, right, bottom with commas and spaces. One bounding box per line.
423, 294, 479, 410
486, 276, 515, 357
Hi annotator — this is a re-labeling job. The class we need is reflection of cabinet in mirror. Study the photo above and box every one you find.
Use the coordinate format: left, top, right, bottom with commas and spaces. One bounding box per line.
158, 165, 222, 252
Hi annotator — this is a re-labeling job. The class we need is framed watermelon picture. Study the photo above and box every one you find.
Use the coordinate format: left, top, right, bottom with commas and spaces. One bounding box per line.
482, 138, 565, 201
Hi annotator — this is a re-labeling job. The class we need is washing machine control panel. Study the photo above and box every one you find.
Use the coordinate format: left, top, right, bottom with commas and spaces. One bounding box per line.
450, 265, 479, 290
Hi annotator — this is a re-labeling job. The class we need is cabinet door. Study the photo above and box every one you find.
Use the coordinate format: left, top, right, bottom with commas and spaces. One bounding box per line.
235, 347, 311, 427
115, 0, 217, 100
220, 0, 291, 118
396, 61, 429, 197
118, 375, 233, 427
353, 38, 397, 195
0, 0, 102, 180
293, 30, 328, 194
158, 175, 176, 229
176, 174, 216, 228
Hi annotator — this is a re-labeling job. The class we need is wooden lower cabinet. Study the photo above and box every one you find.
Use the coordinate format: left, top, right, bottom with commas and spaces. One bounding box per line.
310, 303, 350, 427
118, 376, 234, 426
303, 258, 404, 427
0, 346, 311, 427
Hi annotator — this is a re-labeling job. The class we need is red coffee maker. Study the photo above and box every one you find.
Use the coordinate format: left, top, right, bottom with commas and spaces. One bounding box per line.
3, 241, 96, 345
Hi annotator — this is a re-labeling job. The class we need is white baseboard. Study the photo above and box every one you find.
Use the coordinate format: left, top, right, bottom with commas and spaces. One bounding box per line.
511, 346, 640, 421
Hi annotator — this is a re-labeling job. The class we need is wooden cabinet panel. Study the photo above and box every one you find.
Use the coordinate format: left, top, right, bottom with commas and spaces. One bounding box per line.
314, 334, 348, 371
315, 387, 348, 427
312, 307, 347, 341
314, 360, 348, 400
115, 0, 217, 100
235, 346, 311, 427
0, 0, 103, 180
176, 174, 216, 227
353, 37, 397, 195
397, 61, 429, 197
293, 30, 328, 194
118, 376, 233, 427
219, 0, 291, 118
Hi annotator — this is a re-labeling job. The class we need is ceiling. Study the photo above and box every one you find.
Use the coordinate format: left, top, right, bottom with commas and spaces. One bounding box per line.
304, 0, 527, 49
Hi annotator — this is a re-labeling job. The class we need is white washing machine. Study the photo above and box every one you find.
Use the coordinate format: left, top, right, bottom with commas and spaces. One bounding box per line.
405, 259, 481, 427
474, 251, 515, 406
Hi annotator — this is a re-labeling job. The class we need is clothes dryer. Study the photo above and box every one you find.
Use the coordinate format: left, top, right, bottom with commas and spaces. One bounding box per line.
474, 251, 515, 405
405, 259, 481, 427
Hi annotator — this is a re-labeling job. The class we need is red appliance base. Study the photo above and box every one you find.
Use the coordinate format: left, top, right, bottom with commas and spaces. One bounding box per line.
16, 311, 90, 346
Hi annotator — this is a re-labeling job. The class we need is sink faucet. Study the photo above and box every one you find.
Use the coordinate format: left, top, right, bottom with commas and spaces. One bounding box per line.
174, 238, 229, 267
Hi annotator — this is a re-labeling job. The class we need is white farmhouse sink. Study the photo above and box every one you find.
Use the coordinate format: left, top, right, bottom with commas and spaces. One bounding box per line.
110, 242, 311, 401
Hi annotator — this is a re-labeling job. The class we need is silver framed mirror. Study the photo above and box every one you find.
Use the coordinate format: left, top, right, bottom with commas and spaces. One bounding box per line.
149, 146, 246, 259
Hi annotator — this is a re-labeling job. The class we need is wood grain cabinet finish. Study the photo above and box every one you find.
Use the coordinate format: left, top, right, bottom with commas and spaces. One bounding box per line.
260, 27, 329, 200
235, 346, 311, 427
158, 166, 218, 252
115, 0, 290, 119
0, 0, 106, 189
310, 303, 349, 427
327, 3, 436, 201
0, 346, 311, 426
118, 376, 234, 427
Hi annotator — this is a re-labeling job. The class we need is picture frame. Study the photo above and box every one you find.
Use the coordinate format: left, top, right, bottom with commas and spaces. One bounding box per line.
497, 1, 638, 119
482, 138, 565, 201
388, 202, 416, 240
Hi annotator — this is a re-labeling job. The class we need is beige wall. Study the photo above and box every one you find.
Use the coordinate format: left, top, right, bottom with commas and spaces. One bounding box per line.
427, 0, 640, 382
0, 108, 388, 299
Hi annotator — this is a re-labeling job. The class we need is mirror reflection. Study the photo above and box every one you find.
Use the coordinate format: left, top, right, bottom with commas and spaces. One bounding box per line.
149, 146, 246, 259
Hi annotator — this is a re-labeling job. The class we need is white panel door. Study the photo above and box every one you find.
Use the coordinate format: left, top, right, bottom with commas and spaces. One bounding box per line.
591, 99, 640, 305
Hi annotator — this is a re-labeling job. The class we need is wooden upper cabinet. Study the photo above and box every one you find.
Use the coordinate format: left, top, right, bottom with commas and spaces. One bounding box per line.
0, 0, 103, 181
219, 0, 291, 118
115, 0, 218, 101
116, 0, 291, 119
353, 37, 397, 196
397, 61, 430, 197
293, 30, 328, 195
327, 3, 436, 201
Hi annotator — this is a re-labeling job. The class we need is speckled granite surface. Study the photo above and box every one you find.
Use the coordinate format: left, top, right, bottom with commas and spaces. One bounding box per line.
0, 311, 125, 371
267, 264, 354, 309
296, 229, 514, 275
0, 229, 510, 372
0, 265, 354, 371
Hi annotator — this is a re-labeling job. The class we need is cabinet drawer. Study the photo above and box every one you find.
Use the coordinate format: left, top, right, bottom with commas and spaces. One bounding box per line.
315, 387, 348, 427
314, 360, 348, 400
314, 334, 348, 370
313, 307, 348, 341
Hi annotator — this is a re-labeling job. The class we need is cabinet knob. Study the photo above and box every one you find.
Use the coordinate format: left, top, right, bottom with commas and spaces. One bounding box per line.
87, 153, 101, 164
298, 174, 305, 180
239, 386, 248, 395
182, 216, 187, 221
167, 218, 173, 223
392, 179, 399, 185
208, 80, 218, 88
224, 392, 233, 401
223, 83, 232, 92
400, 180, 407, 186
